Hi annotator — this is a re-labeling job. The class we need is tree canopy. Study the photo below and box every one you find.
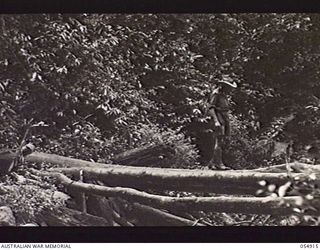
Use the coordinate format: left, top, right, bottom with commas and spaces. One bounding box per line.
1, 13, 320, 167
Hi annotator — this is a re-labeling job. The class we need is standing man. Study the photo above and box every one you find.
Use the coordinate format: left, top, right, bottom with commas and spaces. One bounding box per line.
207, 79, 237, 170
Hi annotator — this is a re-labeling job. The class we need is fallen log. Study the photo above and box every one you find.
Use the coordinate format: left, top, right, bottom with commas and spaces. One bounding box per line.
2, 151, 316, 195
30, 169, 317, 216
50, 165, 311, 195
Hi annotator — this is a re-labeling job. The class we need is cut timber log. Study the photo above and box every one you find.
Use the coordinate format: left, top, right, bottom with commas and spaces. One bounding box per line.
51, 166, 313, 195
30, 169, 318, 216
2, 151, 317, 195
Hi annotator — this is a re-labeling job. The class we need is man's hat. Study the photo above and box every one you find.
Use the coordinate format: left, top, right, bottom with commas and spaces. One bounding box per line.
217, 80, 237, 88
210, 74, 238, 88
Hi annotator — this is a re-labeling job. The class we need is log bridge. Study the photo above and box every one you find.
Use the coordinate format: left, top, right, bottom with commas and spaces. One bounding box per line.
1, 151, 320, 226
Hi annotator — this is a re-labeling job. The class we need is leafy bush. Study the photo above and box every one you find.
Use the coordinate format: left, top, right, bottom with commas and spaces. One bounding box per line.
286, 174, 320, 226
223, 115, 270, 169
0, 174, 67, 224
42, 122, 111, 162
31, 119, 199, 169
254, 170, 320, 226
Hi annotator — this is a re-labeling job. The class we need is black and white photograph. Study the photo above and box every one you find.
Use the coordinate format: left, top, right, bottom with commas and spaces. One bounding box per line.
0, 13, 320, 230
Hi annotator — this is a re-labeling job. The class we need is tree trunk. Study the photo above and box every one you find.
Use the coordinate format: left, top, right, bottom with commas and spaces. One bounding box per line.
31, 169, 318, 216
5, 151, 315, 195
51, 165, 312, 195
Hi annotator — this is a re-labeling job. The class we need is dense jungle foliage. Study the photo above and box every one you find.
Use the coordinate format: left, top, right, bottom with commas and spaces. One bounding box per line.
1, 14, 320, 226
1, 14, 320, 167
